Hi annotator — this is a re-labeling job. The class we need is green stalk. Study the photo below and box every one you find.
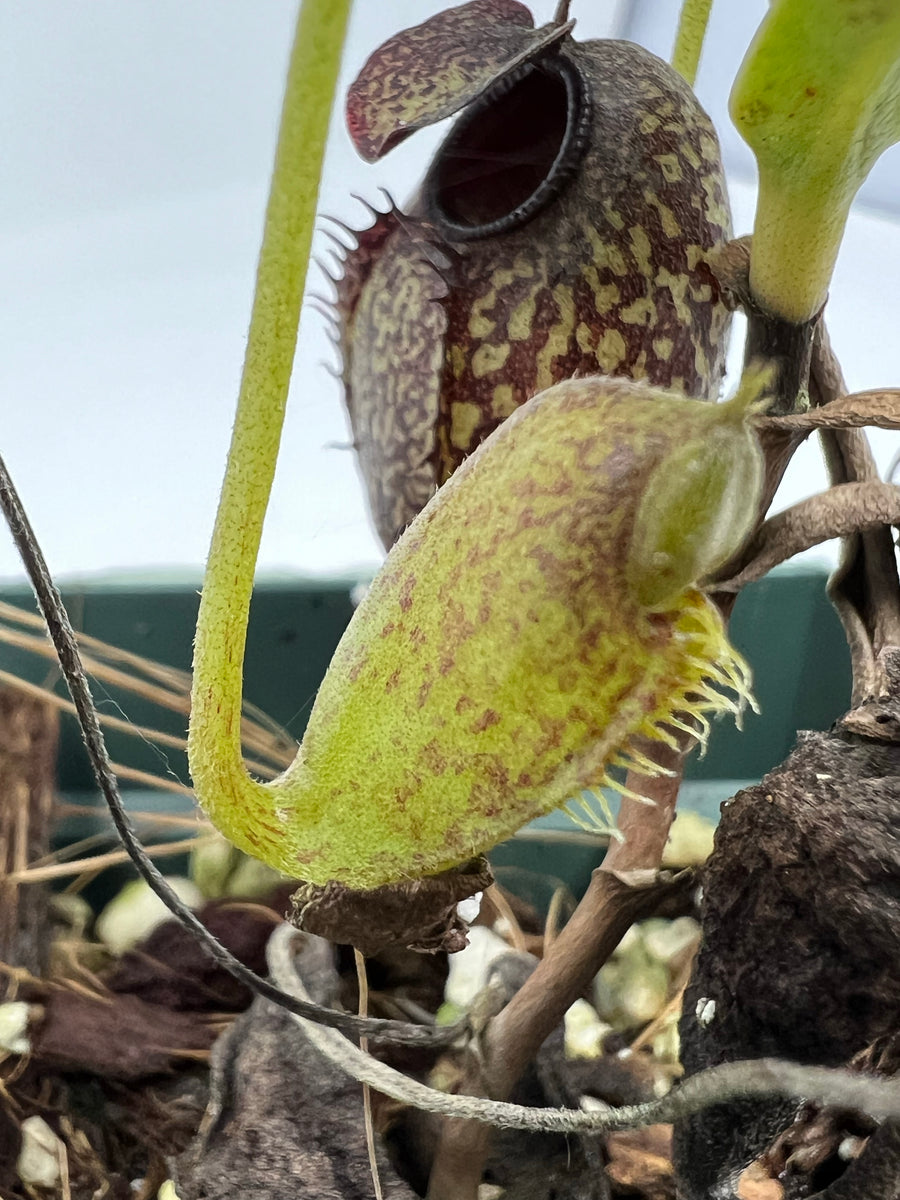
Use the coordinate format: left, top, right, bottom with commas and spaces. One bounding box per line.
746, 175, 844, 324
672, 0, 714, 88
188, 0, 351, 866
731, 0, 900, 324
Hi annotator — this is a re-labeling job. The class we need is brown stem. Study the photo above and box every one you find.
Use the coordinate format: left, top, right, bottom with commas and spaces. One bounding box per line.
487, 873, 684, 1093
718, 481, 900, 593
707, 239, 811, 576
744, 303, 818, 416
710, 243, 900, 680
426, 742, 691, 1200
425, 865, 689, 1200
811, 325, 900, 705
601, 740, 685, 876
762, 388, 900, 433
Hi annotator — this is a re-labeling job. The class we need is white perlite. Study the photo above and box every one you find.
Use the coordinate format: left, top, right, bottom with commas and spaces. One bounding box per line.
17, 1115, 63, 1190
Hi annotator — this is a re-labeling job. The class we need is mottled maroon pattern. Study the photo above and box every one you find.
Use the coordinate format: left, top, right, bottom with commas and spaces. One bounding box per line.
338, 22, 732, 548
346, 0, 542, 161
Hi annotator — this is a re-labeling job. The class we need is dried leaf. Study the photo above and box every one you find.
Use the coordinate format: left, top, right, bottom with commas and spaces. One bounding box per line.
290, 858, 494, 955
175, 992, 417, 1200
606, 1124, 674, 1199
735, 1161, 784, 1200
27, 987, 216, 1080
106, 894, 291, 1011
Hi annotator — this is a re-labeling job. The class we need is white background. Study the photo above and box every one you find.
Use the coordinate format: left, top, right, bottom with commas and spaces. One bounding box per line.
1, 1, 898, 584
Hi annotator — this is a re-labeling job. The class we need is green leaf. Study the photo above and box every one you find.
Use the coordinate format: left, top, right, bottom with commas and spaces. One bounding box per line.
731, 0, 900, 322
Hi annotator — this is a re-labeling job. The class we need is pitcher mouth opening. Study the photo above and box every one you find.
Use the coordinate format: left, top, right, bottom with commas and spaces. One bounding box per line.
423, 53, 590, 242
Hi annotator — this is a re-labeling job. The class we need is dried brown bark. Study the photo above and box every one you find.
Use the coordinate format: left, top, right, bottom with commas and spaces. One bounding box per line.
674, 724, 900, 1198
0, 688, 58, 1197
174, 936, 419, 1200
0, 687, 58, 982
